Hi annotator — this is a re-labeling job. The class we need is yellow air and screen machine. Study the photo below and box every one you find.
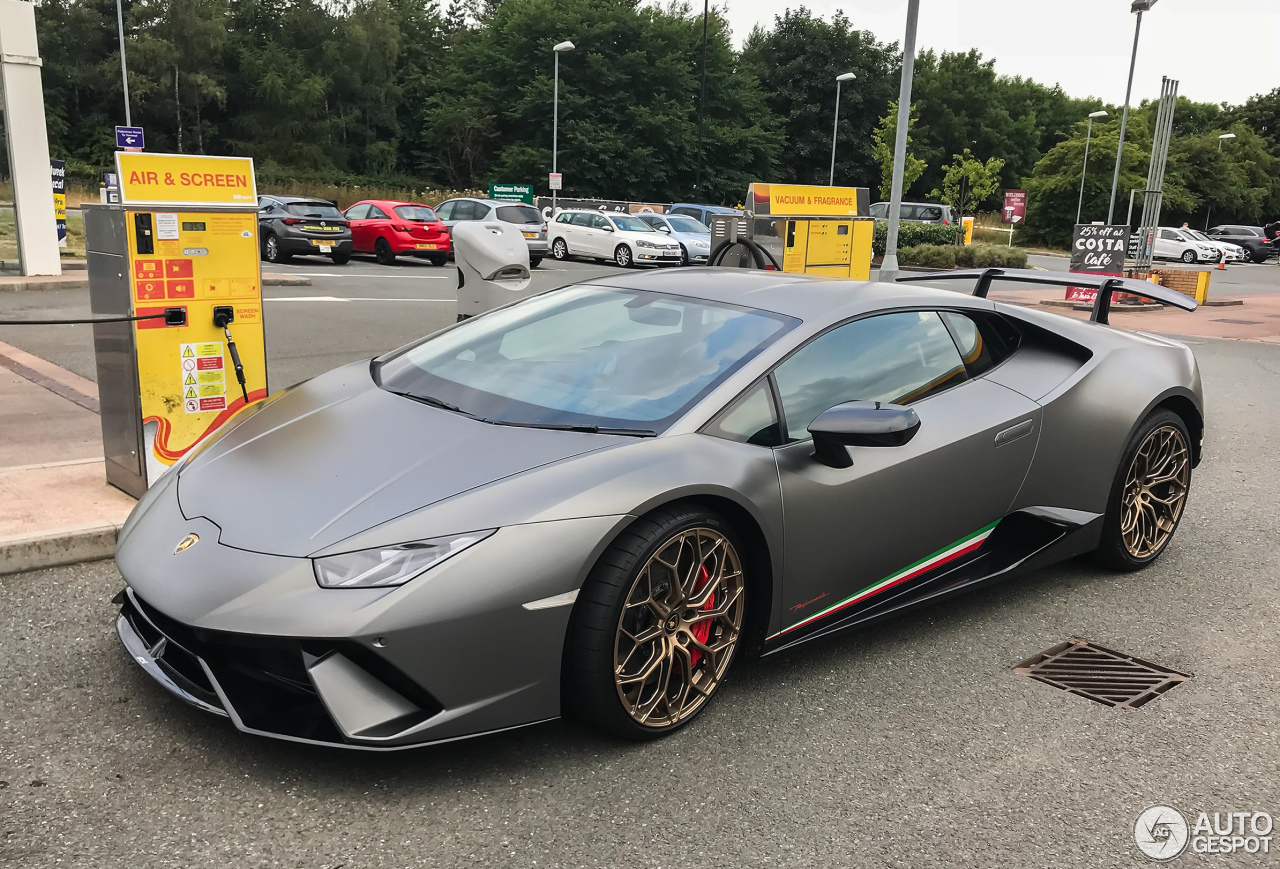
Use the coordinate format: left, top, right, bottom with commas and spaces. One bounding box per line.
85, 152, 268, 497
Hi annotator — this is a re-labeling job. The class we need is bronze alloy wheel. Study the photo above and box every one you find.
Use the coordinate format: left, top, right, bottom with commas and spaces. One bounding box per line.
1120, 424, 1191, 559
613, 527, 745, 727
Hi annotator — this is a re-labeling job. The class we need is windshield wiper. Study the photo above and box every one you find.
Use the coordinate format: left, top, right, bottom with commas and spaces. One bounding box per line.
385, 389, 471, 416
487, 420, 656, 437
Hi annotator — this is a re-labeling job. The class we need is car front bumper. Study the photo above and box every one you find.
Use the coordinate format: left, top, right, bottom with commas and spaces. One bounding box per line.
114, 474, 624, 749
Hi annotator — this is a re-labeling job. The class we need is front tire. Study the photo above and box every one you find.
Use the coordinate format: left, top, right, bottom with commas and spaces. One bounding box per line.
551, 238, 568, 261
1093, 409, 1192, 571
564, 505, 747, 740
679, 244, 689, 266
1181, 249, 1197, 264
375, 238, 398, 265
263, 233, 288, 263
614, 244, 633, 268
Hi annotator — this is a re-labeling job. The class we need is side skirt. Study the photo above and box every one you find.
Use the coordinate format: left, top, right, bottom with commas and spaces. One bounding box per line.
762, 509, 1103, 656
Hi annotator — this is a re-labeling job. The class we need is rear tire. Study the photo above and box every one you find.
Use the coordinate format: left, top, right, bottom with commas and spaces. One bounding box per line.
375, 238, 398, 265
564, 504, 747, 740
428, 255, 448, 267
330, 252, 350, 265
1092, 409, 1192, 571
530, 256, 543, 269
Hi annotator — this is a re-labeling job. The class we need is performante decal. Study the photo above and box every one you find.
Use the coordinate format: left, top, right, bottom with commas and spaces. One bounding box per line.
770, 521, 1000, 639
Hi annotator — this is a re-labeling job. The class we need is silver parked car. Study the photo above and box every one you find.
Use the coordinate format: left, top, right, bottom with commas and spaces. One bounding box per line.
114, 267, 1202, 749
435, 198, 548, 267
868, 201, 954, 224
636, 212, 713, 264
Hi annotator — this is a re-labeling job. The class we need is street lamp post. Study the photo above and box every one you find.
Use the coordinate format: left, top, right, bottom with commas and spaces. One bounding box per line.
1107, 0, 1158, 225
880, 0, 921, 281
551, 40, 574, 215
1076, 110, 1109, 225
829, 72, 857, 186
115, 0, 132, 126
1204, 132, 1236, 230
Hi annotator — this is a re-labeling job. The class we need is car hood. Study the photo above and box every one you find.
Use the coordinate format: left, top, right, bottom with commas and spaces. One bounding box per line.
669, 231, 711, 246
175, 362, 622, 557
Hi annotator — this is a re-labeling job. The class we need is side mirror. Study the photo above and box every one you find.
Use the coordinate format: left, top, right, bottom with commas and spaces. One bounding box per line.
659, 225, 671, 233
808, 401, 921, 468
602, 225, 614, 232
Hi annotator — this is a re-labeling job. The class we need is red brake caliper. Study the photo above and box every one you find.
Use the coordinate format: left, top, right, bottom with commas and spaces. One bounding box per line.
689, 563, 715, 667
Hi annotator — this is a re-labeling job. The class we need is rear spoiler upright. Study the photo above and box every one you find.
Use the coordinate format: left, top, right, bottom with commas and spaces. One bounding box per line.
895, 267, 1197, 325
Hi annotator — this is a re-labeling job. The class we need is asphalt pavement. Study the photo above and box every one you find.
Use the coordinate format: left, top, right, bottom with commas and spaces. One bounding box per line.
2, 336, 1278, 867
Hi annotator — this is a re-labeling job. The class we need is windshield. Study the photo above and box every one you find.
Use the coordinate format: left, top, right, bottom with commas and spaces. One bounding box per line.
496, 205, 543, 225
667, 216, 710, 234
374, 286, 795, 431
286, 202, 344, 219
394, 205, 438, 222
1183, 230, 1214, 243
610, 215, 655, 232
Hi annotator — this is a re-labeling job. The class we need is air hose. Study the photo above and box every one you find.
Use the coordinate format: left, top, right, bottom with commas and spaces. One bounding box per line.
707, 237, 781, 270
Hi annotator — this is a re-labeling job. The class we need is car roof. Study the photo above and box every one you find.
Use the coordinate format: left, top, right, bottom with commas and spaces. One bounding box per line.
263, 195, 337, 204
356, 199, 432, 209
585, 267, 980, 321
444, 198, 537, 208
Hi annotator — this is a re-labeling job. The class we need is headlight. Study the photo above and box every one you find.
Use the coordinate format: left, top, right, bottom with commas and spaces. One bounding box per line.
313, 530, 495, 588
636, 239, 658, 249
692, 239, 710, 249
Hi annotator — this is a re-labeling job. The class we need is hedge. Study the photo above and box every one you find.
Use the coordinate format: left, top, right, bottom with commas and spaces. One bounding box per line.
898, 243, 1027, 270
872, 220, 957, 254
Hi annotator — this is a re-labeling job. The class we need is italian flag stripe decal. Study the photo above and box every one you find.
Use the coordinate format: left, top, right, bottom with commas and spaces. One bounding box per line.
770, 521, 1000, 640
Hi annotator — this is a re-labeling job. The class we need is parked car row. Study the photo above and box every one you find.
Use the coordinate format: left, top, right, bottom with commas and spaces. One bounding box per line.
259, 194, 726, 269
1127, 225, 1267, 264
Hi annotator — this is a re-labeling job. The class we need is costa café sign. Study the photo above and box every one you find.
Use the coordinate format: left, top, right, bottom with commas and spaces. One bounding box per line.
1067, 224, 1131, 303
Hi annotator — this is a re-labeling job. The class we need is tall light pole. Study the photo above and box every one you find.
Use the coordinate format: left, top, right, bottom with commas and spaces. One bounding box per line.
829, 73, 857, 186
1076, 110, 1109, 225
1107, 0, 1158, 225
695, 0, 709, 195
551, 40, 574, 215
115, 0, 132, 125
879, 0, 920, 282
1204, 132, 1236, 230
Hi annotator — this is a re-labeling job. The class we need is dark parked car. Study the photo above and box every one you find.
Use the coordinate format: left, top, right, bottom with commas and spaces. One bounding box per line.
257, 195, 353, 264
1205, 225, 1274, 263
868, 201, 954, 224
668, 203, 743, 225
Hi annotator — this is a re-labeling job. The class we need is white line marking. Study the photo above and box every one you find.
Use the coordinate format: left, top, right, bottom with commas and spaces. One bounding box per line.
266, 296, 454, 303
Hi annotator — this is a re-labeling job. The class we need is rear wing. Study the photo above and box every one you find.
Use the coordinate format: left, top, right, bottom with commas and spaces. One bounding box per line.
895, 267, 1197, 325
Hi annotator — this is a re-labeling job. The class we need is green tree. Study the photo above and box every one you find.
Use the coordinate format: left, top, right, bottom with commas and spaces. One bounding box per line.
740, 7, 898, 189
930, 148, 1005, 216
870, 101, 925, 200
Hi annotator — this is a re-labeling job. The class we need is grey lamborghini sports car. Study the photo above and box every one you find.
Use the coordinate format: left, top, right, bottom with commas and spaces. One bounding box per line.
114, 266, 1203, 749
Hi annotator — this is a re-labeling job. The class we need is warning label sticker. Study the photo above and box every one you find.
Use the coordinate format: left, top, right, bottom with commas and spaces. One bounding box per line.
179, 342, 226, 413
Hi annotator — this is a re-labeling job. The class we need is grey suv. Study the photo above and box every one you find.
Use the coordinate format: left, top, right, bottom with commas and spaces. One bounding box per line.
868, 201, 954, 224
257, 195, 353, 264
1205, 225, 1274, 263
434, 198, 548, 267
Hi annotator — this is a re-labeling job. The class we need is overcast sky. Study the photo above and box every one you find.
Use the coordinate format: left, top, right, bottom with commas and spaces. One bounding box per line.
709, 0, 1278, 107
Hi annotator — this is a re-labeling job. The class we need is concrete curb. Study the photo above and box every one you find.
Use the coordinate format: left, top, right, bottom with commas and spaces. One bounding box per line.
0, 522, 120, 577
0, 274, 311, 292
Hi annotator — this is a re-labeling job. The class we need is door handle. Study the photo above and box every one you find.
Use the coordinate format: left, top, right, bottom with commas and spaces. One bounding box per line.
995, 419, 1035, 447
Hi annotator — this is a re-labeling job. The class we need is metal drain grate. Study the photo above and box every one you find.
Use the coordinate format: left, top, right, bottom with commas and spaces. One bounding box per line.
1014, 638, 1190, 708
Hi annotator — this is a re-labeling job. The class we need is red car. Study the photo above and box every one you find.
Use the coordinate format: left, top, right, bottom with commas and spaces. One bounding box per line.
343, 199, 451, 266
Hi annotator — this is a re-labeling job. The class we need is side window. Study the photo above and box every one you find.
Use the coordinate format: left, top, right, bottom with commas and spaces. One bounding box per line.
367, 205, 390, 220
671, 207, 697, 219
571, 212, 594, 227
345, 203, 370, 220
916, 206, 943, 221
940, 311, 1021, 378
435, 201, 455, 220
591, 215, 610, 230
1158, 229, 1177, 241
703, 381, 783, 447
773, 311, 967, 442
555, 212, 573, 224
456, 201, 482, 221
869, 203, 887, 219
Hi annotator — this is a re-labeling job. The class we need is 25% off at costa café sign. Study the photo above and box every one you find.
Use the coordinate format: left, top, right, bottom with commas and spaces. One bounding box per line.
1066, 224, 1131, 303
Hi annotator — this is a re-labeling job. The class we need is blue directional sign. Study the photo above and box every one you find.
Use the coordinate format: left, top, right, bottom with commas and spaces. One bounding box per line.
115, 126, 145, 150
